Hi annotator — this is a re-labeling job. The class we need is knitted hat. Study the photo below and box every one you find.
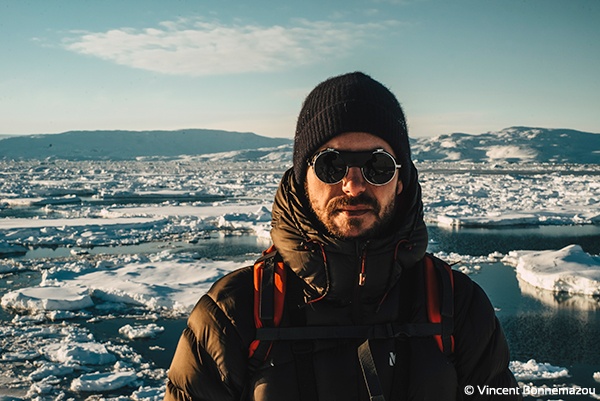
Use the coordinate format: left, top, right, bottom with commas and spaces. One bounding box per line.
293, 72, 412, 185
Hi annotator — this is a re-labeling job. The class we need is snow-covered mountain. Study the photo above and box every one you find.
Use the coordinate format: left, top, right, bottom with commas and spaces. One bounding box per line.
0, 129, 291, 160
410, 127, 599, 164
0, 127, 598, 164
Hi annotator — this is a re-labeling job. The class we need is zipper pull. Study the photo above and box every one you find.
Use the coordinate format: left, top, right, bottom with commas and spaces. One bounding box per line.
358, 241, 369, 286
358, 272, 366, 286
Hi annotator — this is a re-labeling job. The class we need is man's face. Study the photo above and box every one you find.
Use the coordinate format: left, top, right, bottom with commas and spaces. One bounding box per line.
305, 132, 404, 240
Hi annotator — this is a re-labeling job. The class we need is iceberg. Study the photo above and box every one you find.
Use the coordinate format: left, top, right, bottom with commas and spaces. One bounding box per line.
504, 245, 600, 296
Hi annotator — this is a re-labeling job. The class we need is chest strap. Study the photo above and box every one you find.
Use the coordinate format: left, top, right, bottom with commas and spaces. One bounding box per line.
256, 321, 444, 341
249, 249, 455, 401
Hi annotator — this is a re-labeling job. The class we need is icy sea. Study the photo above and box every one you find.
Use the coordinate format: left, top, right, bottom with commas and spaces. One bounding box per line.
1, 154, 600, 400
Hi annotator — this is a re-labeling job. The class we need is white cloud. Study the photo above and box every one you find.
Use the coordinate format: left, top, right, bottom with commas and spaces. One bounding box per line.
63, 18, 397, 76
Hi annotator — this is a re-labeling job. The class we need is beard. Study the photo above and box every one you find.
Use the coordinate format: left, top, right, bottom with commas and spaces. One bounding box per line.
309, 191, 397, 240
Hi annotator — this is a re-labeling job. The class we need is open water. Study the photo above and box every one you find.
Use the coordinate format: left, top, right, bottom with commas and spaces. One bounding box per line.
123, 225, 600, 397
2, 225, 600, 399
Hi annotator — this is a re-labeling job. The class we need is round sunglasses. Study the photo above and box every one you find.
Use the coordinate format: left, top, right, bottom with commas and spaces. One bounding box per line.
308, 148, 402, 186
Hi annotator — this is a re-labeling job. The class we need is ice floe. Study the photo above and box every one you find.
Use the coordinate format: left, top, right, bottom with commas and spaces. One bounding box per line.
504, 245, 600, 296
0, 144, 598, 399
517, 277, 600, 310
0, 321, 167, 400
509, 359, 570, 381
421, 171, 600, 227
42, 340, 116, 365
119, 323, 165, 339
1, 285, 93, 311
70, 369, 139, 392
1, 252, 250, 316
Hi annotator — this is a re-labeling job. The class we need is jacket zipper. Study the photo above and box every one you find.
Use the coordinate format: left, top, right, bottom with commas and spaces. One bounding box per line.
357, 241, 369, 286
352, 241, 369, 322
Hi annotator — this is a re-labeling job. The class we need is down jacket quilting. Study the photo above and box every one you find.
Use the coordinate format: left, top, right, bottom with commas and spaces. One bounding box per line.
165, 168, 520, 400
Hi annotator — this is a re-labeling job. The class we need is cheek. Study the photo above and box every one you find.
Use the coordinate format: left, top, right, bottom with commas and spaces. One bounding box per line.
306, 174, 334, 209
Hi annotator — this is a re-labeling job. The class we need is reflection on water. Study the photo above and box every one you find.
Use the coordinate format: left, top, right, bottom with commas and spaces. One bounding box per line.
428, 224, 600, 255
467, 261, 600, 394
17, 234, 270, 261
82, 316, 188, 370
3, 224, 600, 396
517, 276, 600, 311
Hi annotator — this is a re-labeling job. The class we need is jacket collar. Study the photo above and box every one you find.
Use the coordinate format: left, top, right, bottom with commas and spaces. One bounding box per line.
270, 168, 428, 305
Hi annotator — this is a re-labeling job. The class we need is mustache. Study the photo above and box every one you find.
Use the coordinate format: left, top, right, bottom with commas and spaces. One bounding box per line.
326, 193, 380, 214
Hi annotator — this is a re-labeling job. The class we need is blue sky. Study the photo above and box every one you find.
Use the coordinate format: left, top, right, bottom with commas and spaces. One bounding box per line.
1, 0, 599, 138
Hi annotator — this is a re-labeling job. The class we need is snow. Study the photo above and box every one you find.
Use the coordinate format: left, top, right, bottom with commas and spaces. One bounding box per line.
410, 126, 600, 164
0, 127, 598, 399
485, 145, 537, 161
28, 363, 75, 381
422, 171, 600, 227
70, 369, 139, 392
42, 341, 116, 365
1, 285, 93, 311
509, 359, 570, 381
119, 324, 165, 339
0, 216, 164, 230
504, 245, 600, 296
38, 254, 250, 314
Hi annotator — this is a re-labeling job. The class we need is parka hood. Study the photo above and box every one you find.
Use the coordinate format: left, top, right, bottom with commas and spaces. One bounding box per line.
270, 162, 427, 306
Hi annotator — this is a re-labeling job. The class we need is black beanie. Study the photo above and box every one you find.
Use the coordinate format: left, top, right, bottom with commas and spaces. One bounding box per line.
293, 72, 412, 185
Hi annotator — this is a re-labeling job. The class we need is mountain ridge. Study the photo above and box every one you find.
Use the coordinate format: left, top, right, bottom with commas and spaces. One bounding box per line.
0, 129, 291, 161
410, 127, 599, 164
0, 127, 598, 164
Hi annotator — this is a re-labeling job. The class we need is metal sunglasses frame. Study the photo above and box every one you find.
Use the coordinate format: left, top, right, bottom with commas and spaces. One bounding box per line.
307, 148, 402, 186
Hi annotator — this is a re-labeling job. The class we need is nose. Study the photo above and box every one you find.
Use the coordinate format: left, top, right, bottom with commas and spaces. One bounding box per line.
342, 167, 367, 196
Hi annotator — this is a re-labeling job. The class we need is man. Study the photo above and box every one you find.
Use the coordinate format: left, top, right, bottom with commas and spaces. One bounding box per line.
165, 72, 520, 400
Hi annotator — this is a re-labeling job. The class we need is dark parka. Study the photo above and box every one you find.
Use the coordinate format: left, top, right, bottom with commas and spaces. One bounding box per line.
165, 166, 520, 401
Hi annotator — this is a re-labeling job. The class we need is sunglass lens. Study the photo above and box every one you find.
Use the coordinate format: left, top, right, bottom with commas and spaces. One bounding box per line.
314, 151, 347, 184
364, 153, 397, 185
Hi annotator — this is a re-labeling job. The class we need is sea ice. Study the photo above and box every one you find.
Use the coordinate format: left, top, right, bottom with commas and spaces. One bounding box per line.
28, 363, 75, 381
504, 245, 600, 296
70, 370, 139, 392
517, 277, 600, 310
11, 254, 251, 315
509, 359, 570, 381
1, 285, 94, 311
42, 341, 116, 365
132, 385, 166, 400
0, 154, 598, 399
420, 170, 600, 227
119, 323, 165, 339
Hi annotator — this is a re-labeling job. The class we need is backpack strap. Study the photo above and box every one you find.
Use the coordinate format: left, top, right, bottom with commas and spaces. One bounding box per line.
358, 339, 386, 401
424, 254, 455, 355
247, 249, 455, 401
256, 321, 443, 341
359, 255, 455, 401
291, 341, 319, 401
249, 245, 320, 400
248, 245, 286, 366
253, 254, 455, 355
